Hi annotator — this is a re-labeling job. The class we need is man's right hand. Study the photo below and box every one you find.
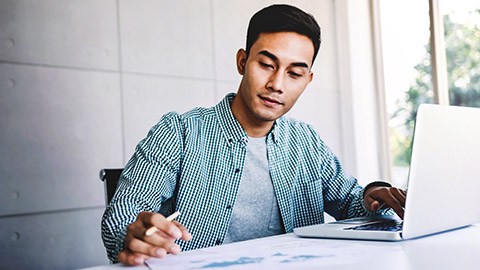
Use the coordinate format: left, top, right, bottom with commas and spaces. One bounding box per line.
118, 211, 192, 266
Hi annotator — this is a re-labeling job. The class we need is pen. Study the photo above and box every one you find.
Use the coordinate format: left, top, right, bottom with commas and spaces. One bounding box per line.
145, 211, 181, 236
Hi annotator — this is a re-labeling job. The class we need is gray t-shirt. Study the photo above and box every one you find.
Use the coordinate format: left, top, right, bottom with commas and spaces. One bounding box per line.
223, 136, 284, 244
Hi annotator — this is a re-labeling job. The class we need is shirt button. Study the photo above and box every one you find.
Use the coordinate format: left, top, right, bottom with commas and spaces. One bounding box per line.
235, 168, 240, 173
226, 205, 232, 209
215, 239, 222, 245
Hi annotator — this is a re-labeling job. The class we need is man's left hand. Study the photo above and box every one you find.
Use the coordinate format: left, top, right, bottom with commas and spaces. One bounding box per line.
363, 187, 407, 219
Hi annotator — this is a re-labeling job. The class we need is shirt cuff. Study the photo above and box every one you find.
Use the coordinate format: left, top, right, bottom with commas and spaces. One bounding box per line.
112, 228, 127, 263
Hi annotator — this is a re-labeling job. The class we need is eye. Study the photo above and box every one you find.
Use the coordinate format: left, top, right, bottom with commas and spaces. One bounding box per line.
259, 62, 274, 69
288, 71, 302, 78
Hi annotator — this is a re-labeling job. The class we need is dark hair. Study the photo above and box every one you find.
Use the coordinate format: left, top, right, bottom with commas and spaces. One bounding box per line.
246, 4, 321, 65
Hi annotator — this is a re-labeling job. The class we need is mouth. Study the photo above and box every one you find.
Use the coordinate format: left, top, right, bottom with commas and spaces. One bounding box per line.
259, 95, 283, 107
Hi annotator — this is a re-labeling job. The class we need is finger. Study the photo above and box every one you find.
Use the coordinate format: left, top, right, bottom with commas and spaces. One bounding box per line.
172, 221, 193, 241
144, 233, 182, 254
370, 200, 387, 212
125, 215, 178, 255
123, 230, 136, 250
364, 192, 376, 212
377, 201, 387, 210
118, 250, 151, 266
369, 200, 380, 212
146, 213, 183, 239
365, 193, 383, 212
126, 224, 181, 256
372, 189, 405, 219
390, 188, 406, 206
128, 212, 156, 239
128, 237, 169, 258
364, 187, 387, 212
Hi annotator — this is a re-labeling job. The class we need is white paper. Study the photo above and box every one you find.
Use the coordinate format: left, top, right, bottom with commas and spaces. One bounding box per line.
145, 233, 402, 269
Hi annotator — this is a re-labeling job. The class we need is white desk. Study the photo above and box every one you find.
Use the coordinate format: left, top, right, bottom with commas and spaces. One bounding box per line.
82, 224, 480, 270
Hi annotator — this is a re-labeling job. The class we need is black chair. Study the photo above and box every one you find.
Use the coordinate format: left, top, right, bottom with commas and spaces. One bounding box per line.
99, 168, 124, 205
99, 168, 177, 215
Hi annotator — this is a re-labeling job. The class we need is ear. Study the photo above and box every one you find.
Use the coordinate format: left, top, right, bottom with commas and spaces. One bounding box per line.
236, 49, 247, 75
308, 71, 313, 83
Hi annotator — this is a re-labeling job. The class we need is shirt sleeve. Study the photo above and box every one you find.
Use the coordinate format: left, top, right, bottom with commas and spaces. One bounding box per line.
311, 128, 386, 220
101, 112, 184, 262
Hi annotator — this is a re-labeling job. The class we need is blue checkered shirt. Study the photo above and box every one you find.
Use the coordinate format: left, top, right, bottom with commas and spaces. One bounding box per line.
102, 93, 377, 262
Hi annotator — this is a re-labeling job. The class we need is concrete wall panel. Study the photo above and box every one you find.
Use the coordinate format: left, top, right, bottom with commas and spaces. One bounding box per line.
119, 0, 214, 79
0, 63, 123, 216
0, 207, 109, 270
122, 74, 215, 158
0, 0, 119, 70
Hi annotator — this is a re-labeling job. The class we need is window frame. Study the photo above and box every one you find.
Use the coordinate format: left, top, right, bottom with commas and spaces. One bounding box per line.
370, 0, 450, 182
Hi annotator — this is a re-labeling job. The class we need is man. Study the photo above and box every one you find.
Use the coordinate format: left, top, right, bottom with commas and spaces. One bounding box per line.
102, 4, 406, 266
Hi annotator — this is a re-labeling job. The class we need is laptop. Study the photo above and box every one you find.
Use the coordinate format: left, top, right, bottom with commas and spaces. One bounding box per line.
294, 104, 480, 241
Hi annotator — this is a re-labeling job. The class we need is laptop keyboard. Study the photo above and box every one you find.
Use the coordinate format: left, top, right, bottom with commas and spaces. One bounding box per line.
345, 219, 403, 232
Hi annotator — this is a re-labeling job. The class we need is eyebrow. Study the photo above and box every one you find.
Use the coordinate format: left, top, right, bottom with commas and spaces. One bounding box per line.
258, 50, 309, 69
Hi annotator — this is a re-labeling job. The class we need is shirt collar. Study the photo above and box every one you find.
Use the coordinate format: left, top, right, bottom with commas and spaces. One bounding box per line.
215, 93, 247, 145
269, 119, 283, 145
215, 93, 284, 146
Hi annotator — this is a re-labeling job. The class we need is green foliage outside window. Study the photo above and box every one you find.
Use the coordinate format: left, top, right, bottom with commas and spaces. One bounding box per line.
391, 9, 480, 167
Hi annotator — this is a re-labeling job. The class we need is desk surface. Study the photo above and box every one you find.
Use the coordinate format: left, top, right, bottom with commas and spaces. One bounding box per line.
82, 224, 480, 270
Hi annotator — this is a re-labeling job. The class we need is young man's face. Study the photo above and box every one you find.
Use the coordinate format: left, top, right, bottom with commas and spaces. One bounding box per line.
235, 31, 314, 123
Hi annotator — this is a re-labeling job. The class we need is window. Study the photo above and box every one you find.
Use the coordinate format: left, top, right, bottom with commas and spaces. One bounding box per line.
440, 0, 480, 108
377, 0, 480, 188
378, 0, 432, 188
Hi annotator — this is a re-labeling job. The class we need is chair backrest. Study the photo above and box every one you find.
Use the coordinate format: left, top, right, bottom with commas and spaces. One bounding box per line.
99, 168, 179, 216
99, 168, 124, 205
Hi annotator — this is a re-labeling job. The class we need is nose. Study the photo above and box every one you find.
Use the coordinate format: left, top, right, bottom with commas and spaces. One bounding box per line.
266, 70, 284, 93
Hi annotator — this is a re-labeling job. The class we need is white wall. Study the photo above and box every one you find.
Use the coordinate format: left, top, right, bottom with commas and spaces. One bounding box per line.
0, 0, 383, 268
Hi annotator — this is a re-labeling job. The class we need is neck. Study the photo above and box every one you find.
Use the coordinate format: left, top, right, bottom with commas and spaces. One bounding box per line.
230, 93, 274, 138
